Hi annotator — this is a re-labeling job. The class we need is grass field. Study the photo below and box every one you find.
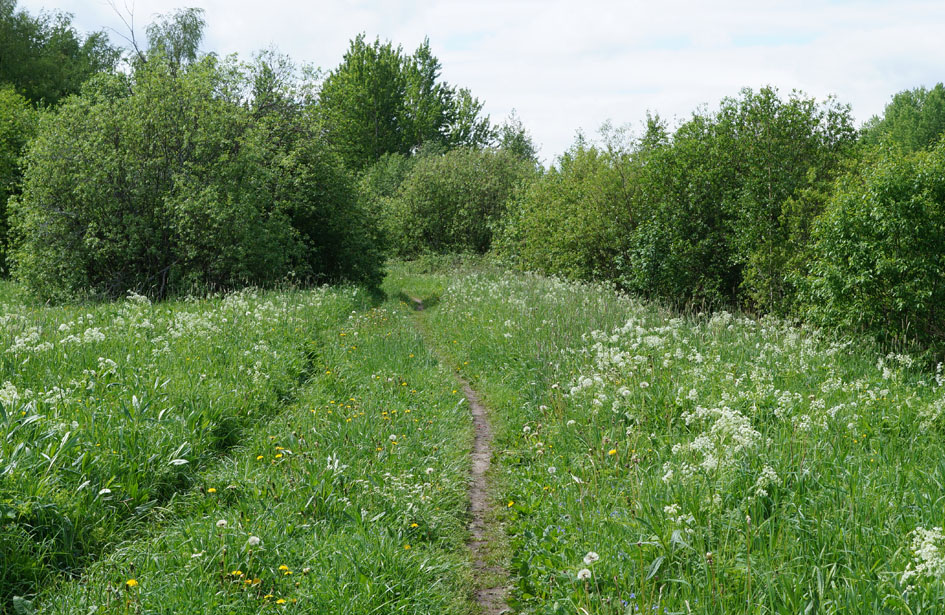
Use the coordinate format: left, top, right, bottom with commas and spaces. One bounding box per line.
3, 262, 945, 614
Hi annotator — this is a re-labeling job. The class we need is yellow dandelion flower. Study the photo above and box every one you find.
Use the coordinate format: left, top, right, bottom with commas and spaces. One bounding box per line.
256, 455, 264, 460
276, 599, 286, 604
264, 593, 274, 599
508, 500, 514, 507
404, 544, 411, 550
410, 523, 419, 528
275, 453, 283, 459
608, 449, 617, 455
207, 487, 216, 493
125, 579, 138, 588
278, 565, 289, 571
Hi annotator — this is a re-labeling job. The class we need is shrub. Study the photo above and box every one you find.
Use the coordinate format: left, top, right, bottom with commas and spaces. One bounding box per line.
9, 56, 381, 300
385, 147, 533, 256
0, 85, 37, 274
496, 138, 634, 280
805, 142, 945, 359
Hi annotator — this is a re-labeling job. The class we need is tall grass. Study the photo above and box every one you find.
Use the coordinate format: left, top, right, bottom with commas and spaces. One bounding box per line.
0, 284, 364, 607
391, 261, 945, 614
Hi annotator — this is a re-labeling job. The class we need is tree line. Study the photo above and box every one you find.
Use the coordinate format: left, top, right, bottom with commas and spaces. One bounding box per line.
2, 1, 945, 359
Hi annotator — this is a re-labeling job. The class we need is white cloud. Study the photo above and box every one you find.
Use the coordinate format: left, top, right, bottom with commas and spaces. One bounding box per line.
18, 0, 945, 162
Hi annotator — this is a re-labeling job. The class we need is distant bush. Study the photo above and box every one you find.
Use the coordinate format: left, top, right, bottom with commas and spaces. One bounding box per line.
384, 147, 534, 257
496, 137, 635, 280
9, 56, 382, 300
805, 142, 945, 359
498, 88, 855, 311
0, 85, 37, 275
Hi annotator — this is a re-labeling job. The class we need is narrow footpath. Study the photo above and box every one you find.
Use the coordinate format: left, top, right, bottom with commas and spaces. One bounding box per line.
411, 297, 509, 615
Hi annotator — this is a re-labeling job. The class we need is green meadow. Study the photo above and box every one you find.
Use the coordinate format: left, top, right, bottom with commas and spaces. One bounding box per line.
1, 262, 943, 613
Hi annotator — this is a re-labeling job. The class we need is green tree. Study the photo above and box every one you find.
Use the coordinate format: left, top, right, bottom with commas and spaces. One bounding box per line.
145, 7, 206, 70
10, 52, 381, 300
385, 148, 533, 256
319, 34, 409, 170
497, 109, 539, 165
0, 85, 37, 273
805, 143, 945, 359
319, 34, 493, 171
717, 87, 856, 312
0, 0, 117, 105
862, 84, 945, 152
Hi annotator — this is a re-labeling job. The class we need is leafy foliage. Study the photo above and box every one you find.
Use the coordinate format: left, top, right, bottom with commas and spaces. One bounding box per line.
385, 148, 534, 257
0, 0, 117, 105
9, 55, 381, 301
319, 35, 493, 171
862, 83, 945, 152
0, 85, 37, 274
496, 135, 634, 280
806, 142, 945, 359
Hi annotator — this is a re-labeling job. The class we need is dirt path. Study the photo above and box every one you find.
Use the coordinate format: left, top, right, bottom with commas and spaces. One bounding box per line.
411, 297, 509, 615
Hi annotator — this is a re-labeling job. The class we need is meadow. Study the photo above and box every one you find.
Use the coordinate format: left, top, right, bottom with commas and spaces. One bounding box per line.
2, 261, 945, 614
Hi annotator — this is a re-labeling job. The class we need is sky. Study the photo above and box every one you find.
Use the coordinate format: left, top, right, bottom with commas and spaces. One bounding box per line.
19, 0, 945, 163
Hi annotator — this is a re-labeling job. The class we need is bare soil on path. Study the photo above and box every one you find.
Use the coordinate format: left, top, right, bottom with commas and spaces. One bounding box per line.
411, 297, 509, 615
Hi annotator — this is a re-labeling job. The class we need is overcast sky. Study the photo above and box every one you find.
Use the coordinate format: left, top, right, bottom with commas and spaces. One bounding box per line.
19, 0, 945, 163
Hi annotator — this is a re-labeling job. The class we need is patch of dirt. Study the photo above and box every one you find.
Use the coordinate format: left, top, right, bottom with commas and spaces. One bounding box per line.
411, 297, 509, 615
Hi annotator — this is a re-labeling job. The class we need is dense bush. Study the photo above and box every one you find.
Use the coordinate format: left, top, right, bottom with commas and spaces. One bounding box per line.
805, 142, 945, 358
9, 56, 382, 300
499, 88, 855, 311
0, 85, 36, 274
496, 136, 635, 280
384, 147, 534, 256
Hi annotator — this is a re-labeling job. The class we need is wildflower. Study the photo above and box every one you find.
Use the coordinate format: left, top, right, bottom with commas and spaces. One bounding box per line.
216, 519, 227, 528
125, 579, 138, 588
577, 568, 592, 580
404, 544, 411, 550
256, 455, 264, 460
567, 420, 576, 426
548, 466, 557, 474
248, 536, 261, 546
508, 500, 514, 507
410, 523, 419, 528
425, 467, 434, 475
276, 598, 286, 604
583, 551, 600, 565
207, 488, 216, 493
278, 565, 289, 571
231, 570, 243, 577
389, 434, 398, 442
522, 425, 531, 434
608, 449, 617, 456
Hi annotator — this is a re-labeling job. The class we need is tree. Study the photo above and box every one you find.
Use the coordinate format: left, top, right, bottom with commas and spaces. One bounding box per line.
384, 148, 534, 256
862, 84, 945, 152
9, 53, 382, 300
0, 85, 37, 273
0, 0, 118, 105
319, 34, 493, 171
497, 109, 539, 165
805, 143, 945, 359
144, 7, 206, 70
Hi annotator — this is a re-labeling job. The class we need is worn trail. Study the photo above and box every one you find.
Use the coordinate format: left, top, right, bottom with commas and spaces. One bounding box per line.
411, 297, 508, 615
